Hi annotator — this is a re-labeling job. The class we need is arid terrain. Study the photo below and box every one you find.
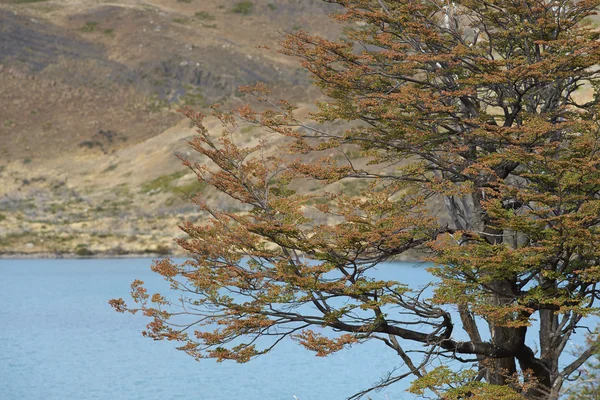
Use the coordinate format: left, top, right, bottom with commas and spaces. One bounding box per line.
2, 0, 597, 258
0, 0, 342, 257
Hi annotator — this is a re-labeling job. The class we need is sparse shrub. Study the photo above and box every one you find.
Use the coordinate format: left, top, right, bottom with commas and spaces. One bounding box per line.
180, 86, 206, 107
97, 129, 124, 143
79, 130, 125, 153
144, 245, 171, 256
79, 140, 103, 150
48, 203, 65, 213
102, 164, 118, 173
195, 11, 214, 20
146, 94, 169, 113
91, 232, 111, 238
267, 3, 277, 11
80, 22, 98, 33
111, 246, 129, 256
74, 244, 94, 256
231, 1, 254, 15
141, 171, 187, 194
103, 28, 114, 35
175, 179, 207, 196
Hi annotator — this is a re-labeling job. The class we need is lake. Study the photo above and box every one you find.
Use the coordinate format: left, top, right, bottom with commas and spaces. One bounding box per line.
0, 258, 592, 399
1, 258, 436, 400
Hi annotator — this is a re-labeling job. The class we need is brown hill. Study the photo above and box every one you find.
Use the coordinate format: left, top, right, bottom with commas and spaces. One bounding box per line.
0, 0, 341, 257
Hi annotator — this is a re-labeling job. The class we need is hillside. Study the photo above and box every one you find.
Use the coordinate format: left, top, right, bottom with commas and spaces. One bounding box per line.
0, 0, 342, 257
3, 1, 595, 258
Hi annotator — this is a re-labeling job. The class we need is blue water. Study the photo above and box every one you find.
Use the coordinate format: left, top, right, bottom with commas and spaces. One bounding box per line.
1, 258, 437, 400
1, 258, 594, 400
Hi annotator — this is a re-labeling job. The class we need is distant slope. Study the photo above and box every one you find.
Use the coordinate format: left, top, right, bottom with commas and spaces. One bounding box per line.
0, 0, 344, 256
0, 0, 340, 161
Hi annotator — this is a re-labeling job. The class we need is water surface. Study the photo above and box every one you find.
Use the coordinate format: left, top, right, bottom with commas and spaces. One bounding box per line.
1, 258, 592, 400
1, 258, 433, 400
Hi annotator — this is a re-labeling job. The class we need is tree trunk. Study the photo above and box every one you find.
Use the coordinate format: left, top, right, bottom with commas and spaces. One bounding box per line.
462, 191, 553, 396
487, 280, 520, 386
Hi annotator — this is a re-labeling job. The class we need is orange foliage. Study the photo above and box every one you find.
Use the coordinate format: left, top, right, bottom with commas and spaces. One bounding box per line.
111, 1, 600, 398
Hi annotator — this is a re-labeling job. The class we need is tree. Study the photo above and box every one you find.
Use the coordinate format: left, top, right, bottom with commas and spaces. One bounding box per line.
110, 1, 600, 398
566, 332, 600, 399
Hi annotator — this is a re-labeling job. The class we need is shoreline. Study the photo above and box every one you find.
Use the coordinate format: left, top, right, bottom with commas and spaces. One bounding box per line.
0, 251, 425, 263
0, 252, 187, 259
